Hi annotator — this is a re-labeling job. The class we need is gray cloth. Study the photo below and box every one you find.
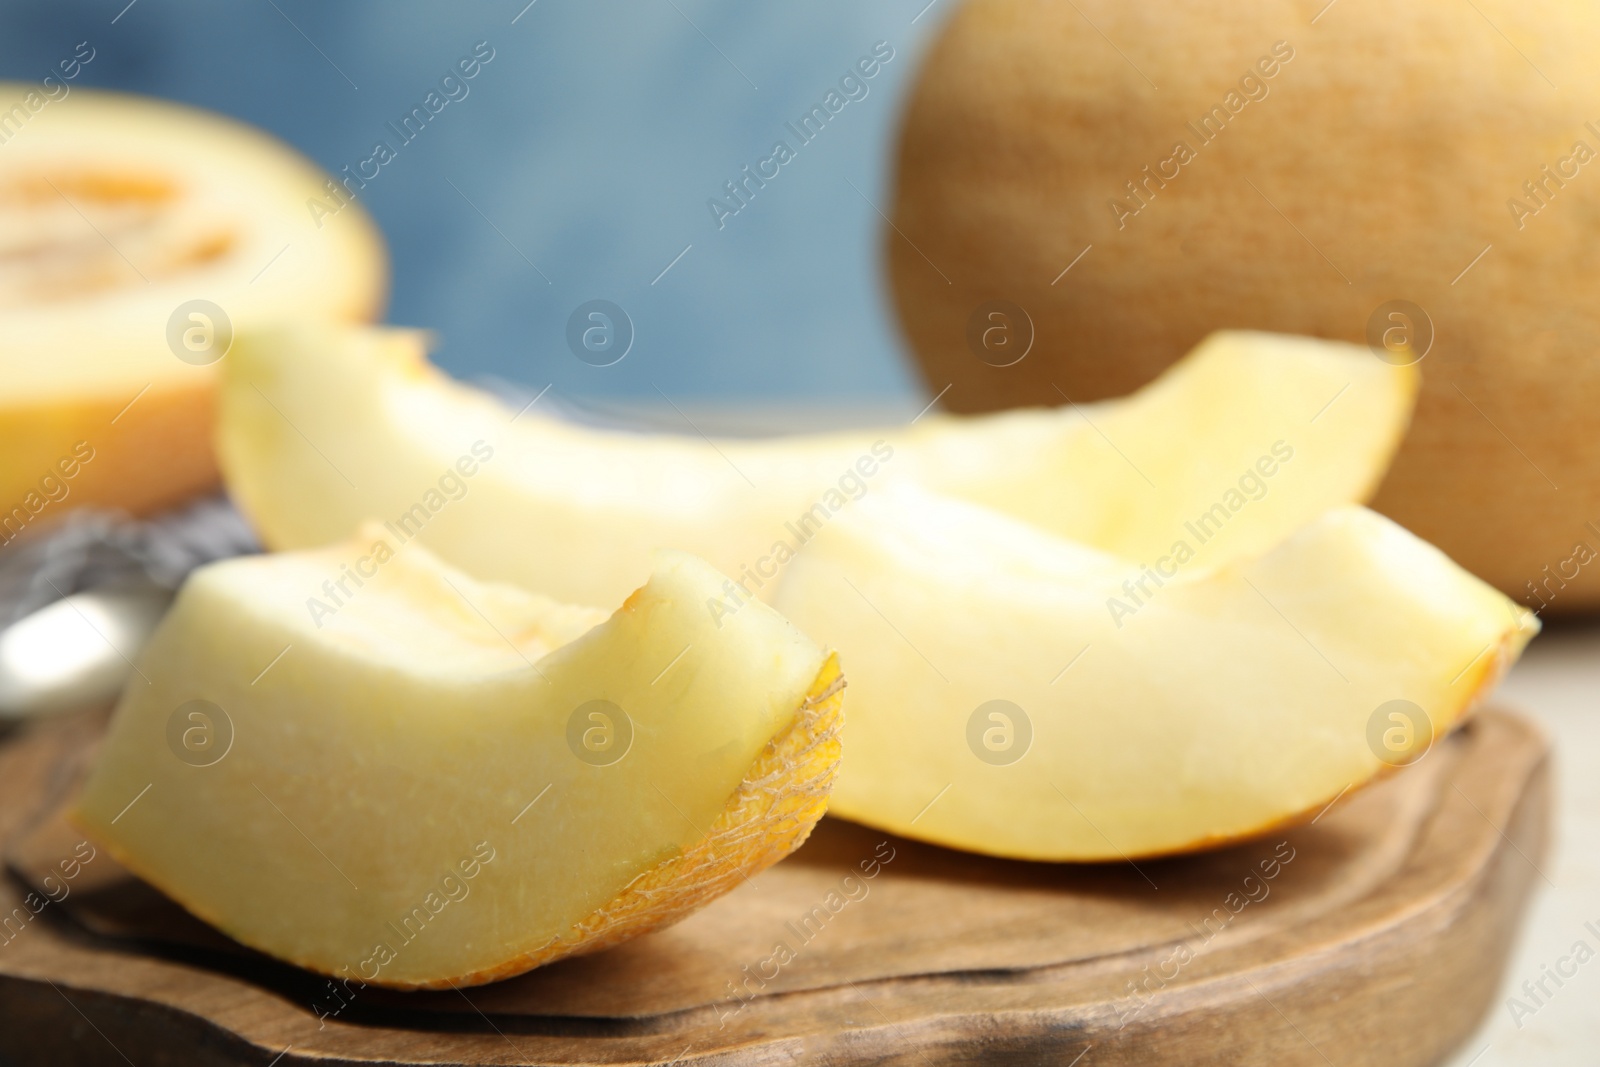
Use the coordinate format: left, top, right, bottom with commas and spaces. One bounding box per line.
0, 496, 259, 627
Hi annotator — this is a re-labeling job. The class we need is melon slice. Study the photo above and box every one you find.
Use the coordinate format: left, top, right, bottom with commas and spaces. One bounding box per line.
71, 530, 842, 988
0, 84, 386, 534
216, 324, 1415, 607
772, 487, 1536, 860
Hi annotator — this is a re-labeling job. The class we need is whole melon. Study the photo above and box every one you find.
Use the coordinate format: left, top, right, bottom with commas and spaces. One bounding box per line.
889, 0, 1600, 612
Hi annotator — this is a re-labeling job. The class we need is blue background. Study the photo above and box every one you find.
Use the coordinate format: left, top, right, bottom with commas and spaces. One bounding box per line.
1, 0, 954, 403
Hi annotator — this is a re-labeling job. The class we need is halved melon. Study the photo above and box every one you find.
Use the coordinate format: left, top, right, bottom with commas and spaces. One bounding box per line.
0, 85, 386, 535
216, 324, 1415, 607
772, 487, 1536, 860
72, 529, 841, 988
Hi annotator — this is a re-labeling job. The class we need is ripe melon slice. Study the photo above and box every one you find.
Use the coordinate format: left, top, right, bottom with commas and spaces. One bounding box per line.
772, 487, 1536, 860
0, 84, 386, 536
71, 530, 842, 988
216, 324, 1414, 607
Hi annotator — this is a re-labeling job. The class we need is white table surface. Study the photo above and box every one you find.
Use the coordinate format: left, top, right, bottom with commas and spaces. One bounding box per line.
1443, 618, 1600, 1066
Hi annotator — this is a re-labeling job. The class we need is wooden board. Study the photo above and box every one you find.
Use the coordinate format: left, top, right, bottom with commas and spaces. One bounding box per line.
0, 703, 1550, 1066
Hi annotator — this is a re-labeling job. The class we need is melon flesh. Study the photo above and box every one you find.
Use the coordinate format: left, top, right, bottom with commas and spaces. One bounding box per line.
217, 324, 1415, 607
772, 487, 1536, 860
72, 533, 841, 988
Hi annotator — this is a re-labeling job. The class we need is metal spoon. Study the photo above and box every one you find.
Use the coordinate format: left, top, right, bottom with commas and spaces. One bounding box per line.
0, 580, 174, 721
0, 496, 257, 722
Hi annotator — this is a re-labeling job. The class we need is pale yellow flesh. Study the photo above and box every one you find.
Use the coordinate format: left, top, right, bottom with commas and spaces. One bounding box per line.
217, 325, 1413, 608
773, 489, 1536, 860
945, 331, 1419, 567
0, 84, 385, 392
72, 536, 827, 987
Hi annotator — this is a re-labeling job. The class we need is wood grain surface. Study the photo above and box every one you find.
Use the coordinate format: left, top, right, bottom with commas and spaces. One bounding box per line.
0, 703, 1550, 1066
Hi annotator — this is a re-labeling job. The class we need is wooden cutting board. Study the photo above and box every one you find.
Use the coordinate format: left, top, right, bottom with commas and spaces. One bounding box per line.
0, 703, 1549, 1067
